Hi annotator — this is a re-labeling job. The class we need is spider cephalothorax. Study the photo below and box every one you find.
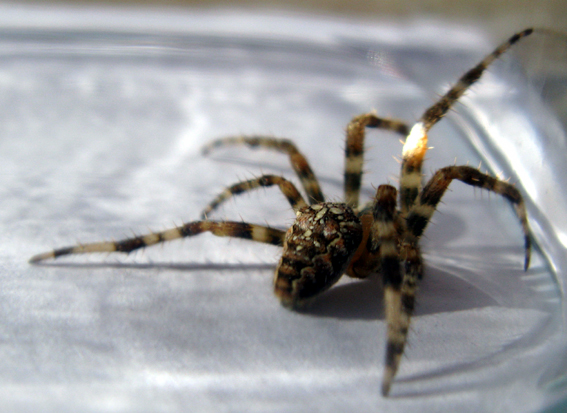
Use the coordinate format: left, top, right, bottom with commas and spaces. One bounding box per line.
30, 28, 538, 396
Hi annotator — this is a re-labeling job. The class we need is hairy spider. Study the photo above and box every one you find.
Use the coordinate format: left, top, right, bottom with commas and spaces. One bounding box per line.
30, 28, 536, 396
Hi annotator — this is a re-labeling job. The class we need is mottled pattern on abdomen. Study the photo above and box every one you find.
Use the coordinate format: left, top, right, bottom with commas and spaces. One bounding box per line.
274, 203, 363, 308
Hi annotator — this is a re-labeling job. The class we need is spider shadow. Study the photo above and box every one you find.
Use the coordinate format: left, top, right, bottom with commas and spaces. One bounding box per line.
40, 253, 499, 322
289, 263, 499, 321
34, 260, 276, 272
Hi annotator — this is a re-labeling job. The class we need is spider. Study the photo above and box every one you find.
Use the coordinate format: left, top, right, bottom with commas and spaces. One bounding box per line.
30, 28, 537, 396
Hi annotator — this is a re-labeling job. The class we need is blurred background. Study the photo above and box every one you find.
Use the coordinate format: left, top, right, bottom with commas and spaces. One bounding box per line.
12, 0, 567, 36
10, 0, 567, 126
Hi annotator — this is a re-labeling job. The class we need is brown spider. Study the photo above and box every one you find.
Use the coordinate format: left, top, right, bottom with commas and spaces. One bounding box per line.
30, 28, 536, 396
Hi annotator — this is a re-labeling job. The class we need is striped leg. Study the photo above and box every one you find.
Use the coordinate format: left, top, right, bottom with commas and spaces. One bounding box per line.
202, 136, 325, 204
345, 114, 409, 208
400, 28, 534, 213
347, 185, 400, 279
200, 175, 308, 219
382, 239, 422, 396
29, 221, 286, 263
420, 28, 534, 131
406, 165, 531, 269
366, 185, 413, 396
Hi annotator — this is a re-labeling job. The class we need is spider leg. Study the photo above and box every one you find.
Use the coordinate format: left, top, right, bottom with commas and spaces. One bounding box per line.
420, 28, 533, 131
202, 136, 325, 204
200, 174, 308, 218
400, 28, 534, 213
344, 113, 409, 208
382, 238, 422, 397
406, 165, 531, 269
29, 221, 285, 263
366, 185, 418, 396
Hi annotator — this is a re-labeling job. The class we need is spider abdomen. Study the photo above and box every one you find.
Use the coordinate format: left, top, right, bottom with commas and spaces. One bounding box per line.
274, 203, 363, 308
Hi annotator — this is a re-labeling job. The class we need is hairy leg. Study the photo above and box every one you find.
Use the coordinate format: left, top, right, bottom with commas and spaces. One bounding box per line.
400, 28, 534, 213
200, 174, 308, 218
381, 238, 422, 397
406, 165, 531, 269
29, 221, 285, 263
365, 185, 413, 396
344, 113, 409, 208
202, 136, 325, 204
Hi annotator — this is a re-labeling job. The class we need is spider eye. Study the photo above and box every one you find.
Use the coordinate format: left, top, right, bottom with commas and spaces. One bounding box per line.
274, 203, 362, 308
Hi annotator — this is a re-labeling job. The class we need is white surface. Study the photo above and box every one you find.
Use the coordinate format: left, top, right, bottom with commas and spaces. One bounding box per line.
1, 4, 566, 412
